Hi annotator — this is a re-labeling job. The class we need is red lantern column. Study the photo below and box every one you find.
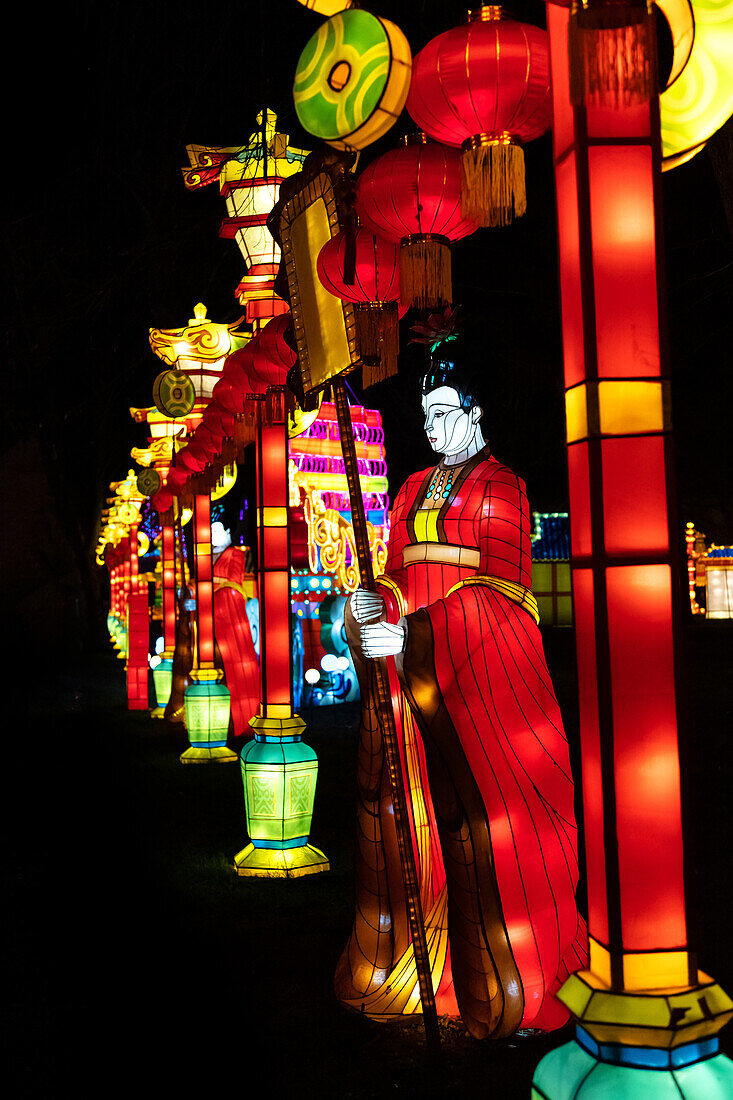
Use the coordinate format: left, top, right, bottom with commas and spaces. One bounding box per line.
126, 523, 149, 710
180, 492, 237, 763
533, 4, 733, 1092
233, 386, 328, 878
161, 523, 176, 655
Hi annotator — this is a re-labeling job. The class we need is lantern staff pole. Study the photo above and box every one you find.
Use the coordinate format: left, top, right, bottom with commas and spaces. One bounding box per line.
332, 378, 441, 1056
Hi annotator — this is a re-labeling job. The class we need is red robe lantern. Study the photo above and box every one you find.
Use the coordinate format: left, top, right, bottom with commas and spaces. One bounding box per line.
355, 139, 478, 311
317, 227, 404, 386
406, 5, 551, 228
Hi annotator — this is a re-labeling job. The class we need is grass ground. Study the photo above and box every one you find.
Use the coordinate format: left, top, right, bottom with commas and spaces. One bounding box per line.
5, 623, 731, 1097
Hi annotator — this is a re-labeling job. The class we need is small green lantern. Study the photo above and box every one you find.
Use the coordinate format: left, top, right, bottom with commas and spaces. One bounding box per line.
235, 713, 329, 878
181, 669, 237, 763
151, 656, 173, 719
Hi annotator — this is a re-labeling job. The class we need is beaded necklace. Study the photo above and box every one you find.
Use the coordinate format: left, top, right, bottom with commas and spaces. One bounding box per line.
424, 463, 455, 504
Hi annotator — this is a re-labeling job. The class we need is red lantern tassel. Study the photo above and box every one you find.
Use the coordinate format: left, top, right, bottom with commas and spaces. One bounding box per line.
460, 137, 527, 228
400, 235, 452, 311
568, 0, 654, 109
356, 302, 399, 388
234, 412, 256, 449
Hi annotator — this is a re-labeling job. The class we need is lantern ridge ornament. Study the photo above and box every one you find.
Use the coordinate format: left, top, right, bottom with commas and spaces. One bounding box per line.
406, 5, 552, 228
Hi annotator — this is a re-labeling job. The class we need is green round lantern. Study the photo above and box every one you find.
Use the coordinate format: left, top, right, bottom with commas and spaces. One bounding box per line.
152, 369, 196, 418
293, 9, 411, 151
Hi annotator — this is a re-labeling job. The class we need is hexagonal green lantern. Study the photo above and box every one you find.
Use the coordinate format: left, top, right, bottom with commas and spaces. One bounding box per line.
150, 656, 173, 719
235, 713, 329, 878
181, 669, 237, 763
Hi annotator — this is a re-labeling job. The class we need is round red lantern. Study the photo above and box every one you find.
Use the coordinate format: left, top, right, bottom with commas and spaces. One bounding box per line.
406, 5, 551, 228
355, 138, 478, 311
317, 227, 404, 385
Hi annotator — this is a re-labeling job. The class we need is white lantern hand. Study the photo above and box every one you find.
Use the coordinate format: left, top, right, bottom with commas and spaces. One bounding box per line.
350, 588, 386, 624
360, 620, 406, 658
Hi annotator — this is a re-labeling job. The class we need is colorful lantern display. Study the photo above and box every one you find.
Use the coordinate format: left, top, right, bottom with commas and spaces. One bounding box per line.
532, 4, 733, 1095
686, 522, 733, 618
293, 8, 412, 151
355, 138, 478, 311
406, 5, 551, 228
317, 227, 403, 385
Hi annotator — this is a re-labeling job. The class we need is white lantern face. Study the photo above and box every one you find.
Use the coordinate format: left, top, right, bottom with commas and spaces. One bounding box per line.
234, 225, 281, 269
706, 568, 733, 618
177, 355, 227, 400
228, 179, 280, 220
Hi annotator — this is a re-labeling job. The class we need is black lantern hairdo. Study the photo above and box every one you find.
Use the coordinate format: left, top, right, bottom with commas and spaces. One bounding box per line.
420, 356, 480, 413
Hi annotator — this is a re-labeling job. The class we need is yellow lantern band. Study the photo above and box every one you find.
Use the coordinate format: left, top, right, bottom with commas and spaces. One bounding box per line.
257, 507, 288, 527
565, 380, 670, 442
589, 936, 691, 991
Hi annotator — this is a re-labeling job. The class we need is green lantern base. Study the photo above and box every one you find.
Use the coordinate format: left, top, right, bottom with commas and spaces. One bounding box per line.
233, 841, 329, 879
180, 744, 238, 764
150, 706, 165, 719
532, 1037, 733, 1099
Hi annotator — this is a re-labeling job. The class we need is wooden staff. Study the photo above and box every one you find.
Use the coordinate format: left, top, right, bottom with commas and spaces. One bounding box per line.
332, 378, 441, 1055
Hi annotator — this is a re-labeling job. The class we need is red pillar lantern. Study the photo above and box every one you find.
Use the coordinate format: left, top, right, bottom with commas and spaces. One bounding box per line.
354, 137, 478, 311
406, 5, 551, 228
532, 2, 733, 1093
317, 227, 404, 385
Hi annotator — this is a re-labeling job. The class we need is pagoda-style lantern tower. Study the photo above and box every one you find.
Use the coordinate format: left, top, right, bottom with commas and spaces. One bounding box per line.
101, 471, 148, 710
182, 109, 308, 327
130, 406, 184, 716
533, 3, 733, 1095
182, 117, 328, 876
149, 304, 248, 763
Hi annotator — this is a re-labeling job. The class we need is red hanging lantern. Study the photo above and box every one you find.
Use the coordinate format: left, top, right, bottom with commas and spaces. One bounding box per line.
317, 227, 405, 386
355, 138, 478, 311
406, 5, 551, 228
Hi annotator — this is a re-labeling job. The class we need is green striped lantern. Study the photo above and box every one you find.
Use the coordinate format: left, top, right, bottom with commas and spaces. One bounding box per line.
293, 8, 411, 151
152, 369, 196, 418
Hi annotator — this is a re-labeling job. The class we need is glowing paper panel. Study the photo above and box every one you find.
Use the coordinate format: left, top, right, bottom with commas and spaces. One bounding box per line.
279, 173, 361, 395
607, 565, 686, 953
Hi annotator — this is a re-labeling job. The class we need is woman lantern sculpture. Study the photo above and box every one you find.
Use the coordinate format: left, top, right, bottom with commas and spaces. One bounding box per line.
336, 352, 586, 1039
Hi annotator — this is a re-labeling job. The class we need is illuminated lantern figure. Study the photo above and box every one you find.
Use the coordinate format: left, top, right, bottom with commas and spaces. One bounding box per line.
337, 355, 586, 1039
293, 8, 411, 152
355, 138, 478, 311
317, 227, 403, 385
406, 5, 551, 228
532, 3, 733, 1095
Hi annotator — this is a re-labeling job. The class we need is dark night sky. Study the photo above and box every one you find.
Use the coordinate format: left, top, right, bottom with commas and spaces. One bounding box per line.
3, 0, 732, 655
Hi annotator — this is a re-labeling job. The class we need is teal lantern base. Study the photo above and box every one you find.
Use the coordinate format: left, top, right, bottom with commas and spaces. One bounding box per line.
234, 712, 329, 878
532, 1033, 733, 1099
181, 670, 237, 764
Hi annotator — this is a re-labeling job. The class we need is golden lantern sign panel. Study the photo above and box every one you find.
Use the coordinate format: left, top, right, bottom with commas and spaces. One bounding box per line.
279, 171, 361, 395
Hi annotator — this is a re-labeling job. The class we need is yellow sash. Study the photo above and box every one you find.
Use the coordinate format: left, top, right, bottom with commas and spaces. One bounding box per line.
446, 574, 540, 625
